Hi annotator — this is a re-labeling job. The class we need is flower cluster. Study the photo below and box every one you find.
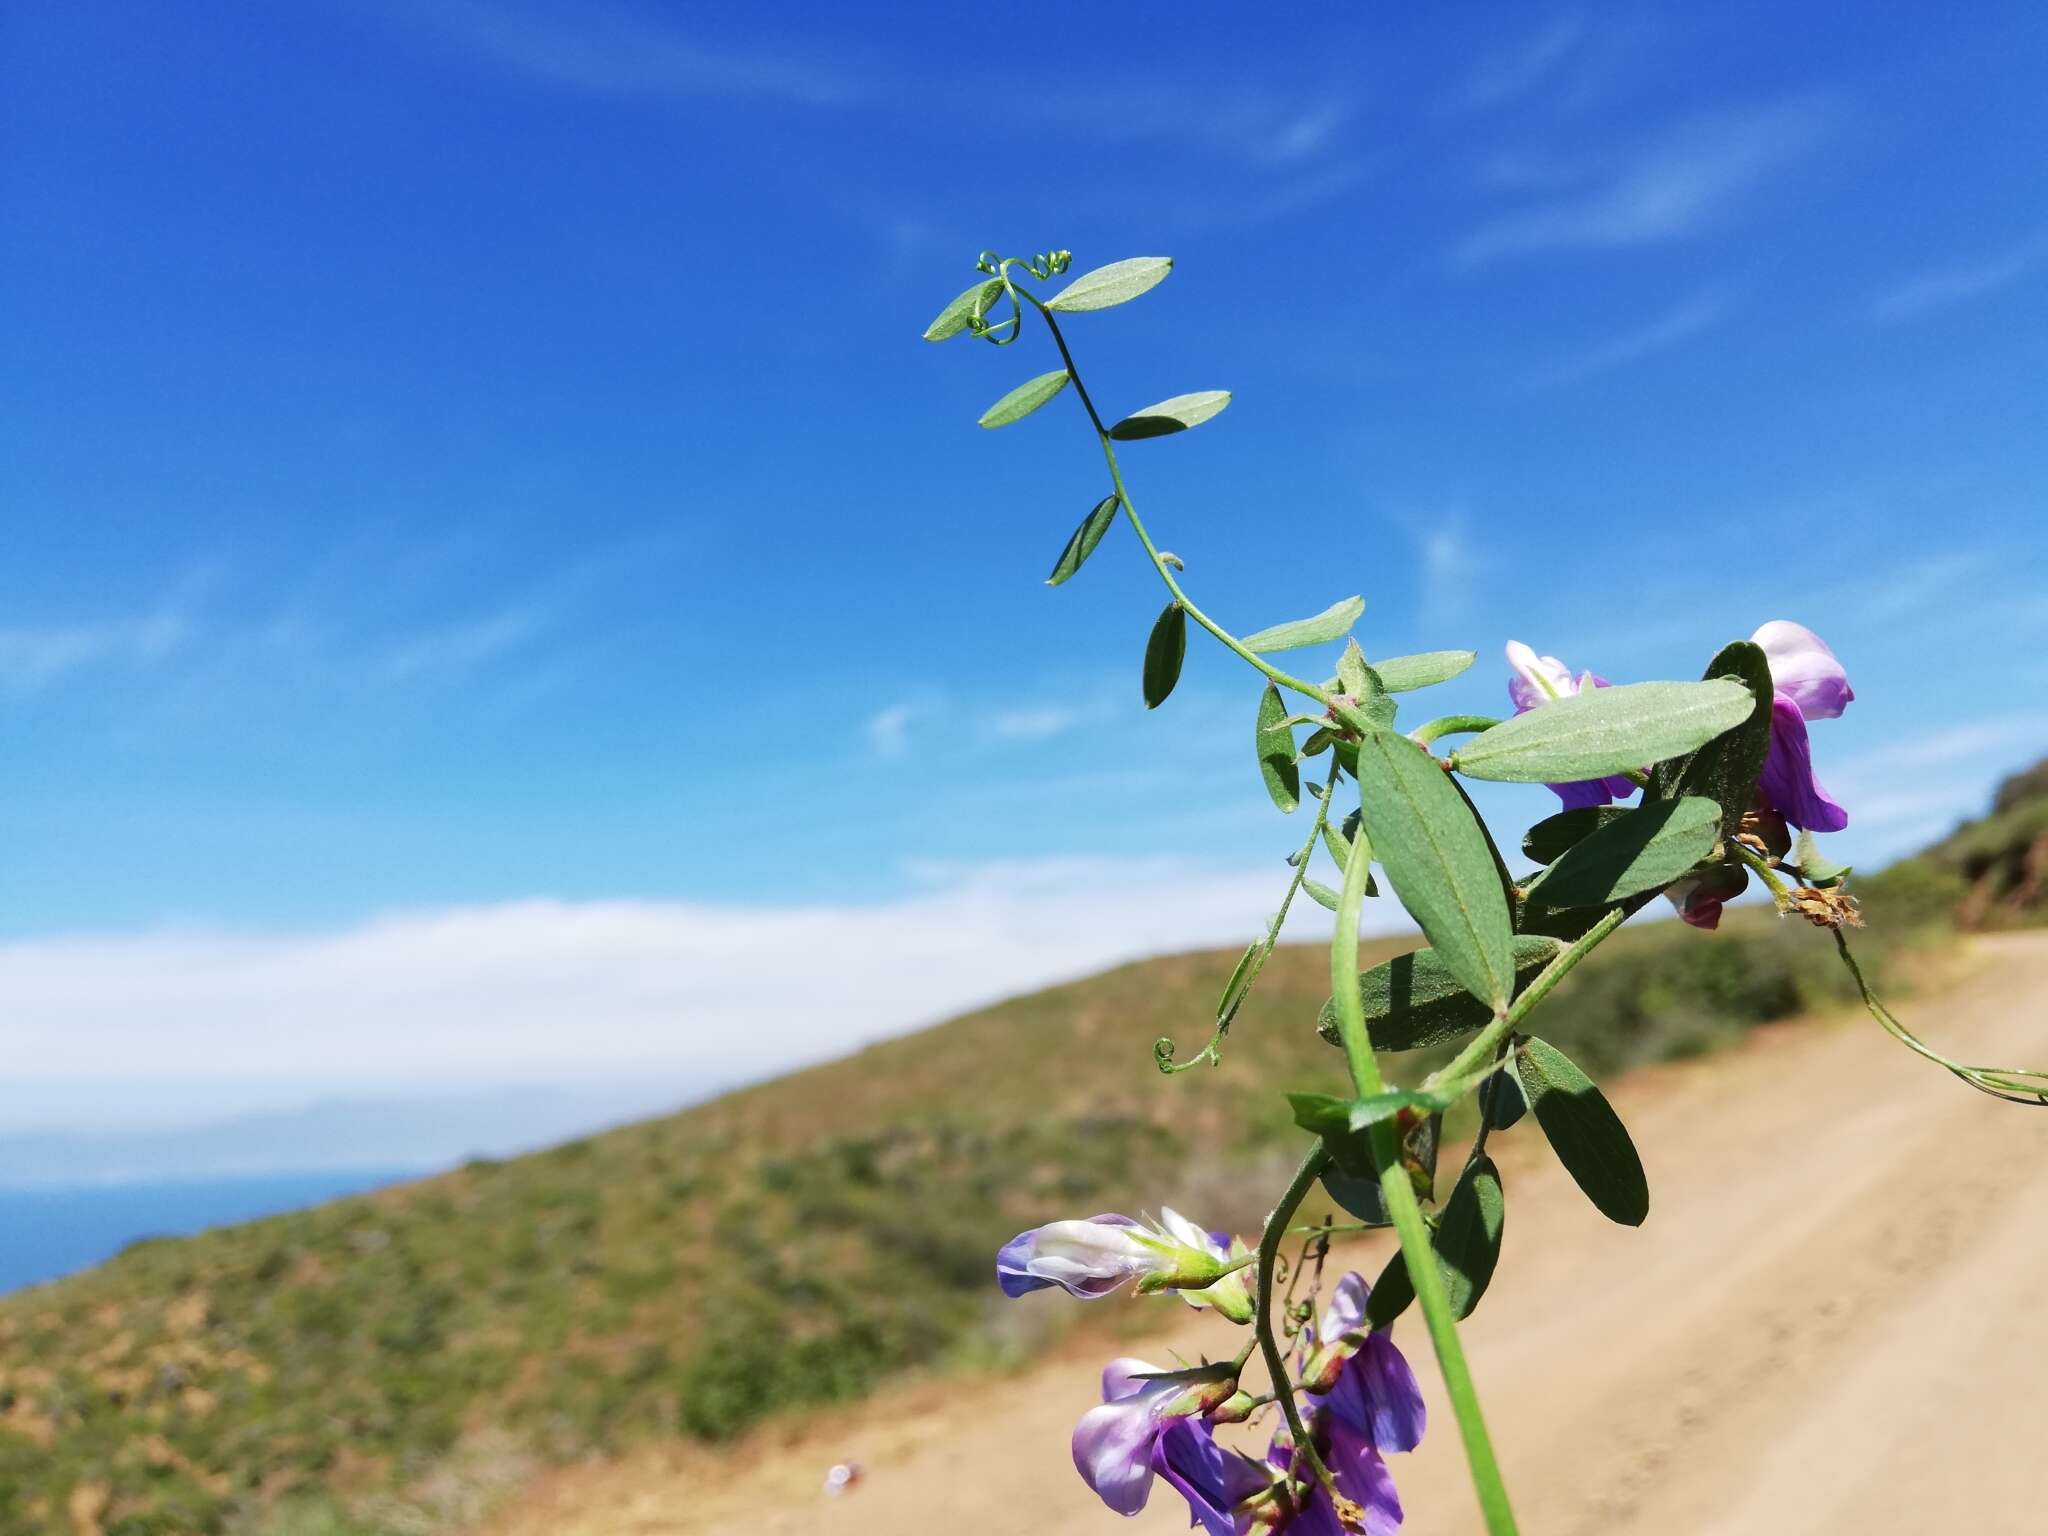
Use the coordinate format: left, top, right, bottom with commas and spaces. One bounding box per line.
1506, 619, 1853, 929
1000, 1210, 1424, 1533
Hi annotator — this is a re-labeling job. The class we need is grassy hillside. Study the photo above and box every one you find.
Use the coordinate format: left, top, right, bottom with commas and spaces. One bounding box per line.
1917, 760, 2048, 928
0, 778, 2024, 1533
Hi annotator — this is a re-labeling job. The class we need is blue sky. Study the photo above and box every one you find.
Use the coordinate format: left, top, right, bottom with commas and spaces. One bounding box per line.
1, 2, 2044, 1143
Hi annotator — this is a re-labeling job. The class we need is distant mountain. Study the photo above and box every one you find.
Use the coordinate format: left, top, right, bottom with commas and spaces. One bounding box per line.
0, 772, 2029, 1536
0, 1083, 718, 1186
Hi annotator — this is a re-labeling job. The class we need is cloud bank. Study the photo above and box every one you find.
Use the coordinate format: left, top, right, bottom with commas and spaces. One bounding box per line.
0, 858, 1408, 1125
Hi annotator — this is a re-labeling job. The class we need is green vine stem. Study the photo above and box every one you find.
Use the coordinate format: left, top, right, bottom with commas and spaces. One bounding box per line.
1014, 267, 1527, 1531
1833, 930, 2048, 1104
1427, 904, 1631, 1092
1018, 290, 1334, 708
1325, 811, 1520, 1535
1255, 1146, 1339, 1495
1159, 773, 1342, 1073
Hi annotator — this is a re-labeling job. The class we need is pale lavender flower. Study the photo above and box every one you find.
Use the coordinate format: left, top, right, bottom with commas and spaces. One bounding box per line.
1073, 1358, 1269, 1536
1750, 621, 1852, 833
997, 1208, 1228, 1300
1503, 641, 1638, 809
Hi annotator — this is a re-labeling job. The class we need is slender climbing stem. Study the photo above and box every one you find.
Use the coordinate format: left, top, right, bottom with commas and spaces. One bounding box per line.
1161, 774, 1341, 1072
1327, 812, 1519, 1535
1834, 930, 2048, 1105
1732, 841, 1795, 907
1019, 290, 1335, 707
1255, 1146, 1337, 1491
1002, 263, 1526, 1527
1428, 904, 1630, 1091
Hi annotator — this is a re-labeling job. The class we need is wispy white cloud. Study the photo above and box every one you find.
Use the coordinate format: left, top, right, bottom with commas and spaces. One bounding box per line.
0, 594, 199, 694
1378, 506, 1492, 629
865, 701, 922, 758
1822, 716, 2045, 871
1853, 549, 1986, 624
1033, 84, 1355, 169
386, 0, 862, 106
1457, 97, 1835, 268
1453, 12, 1587, 111
1171, 163, 1376, 233
382, 602, 550, 682
1835, 716, 2048, 781
1867, 236, 2048, 325
0, 859, 1404, 1109
1524, 290, 1733, 388
987, 705, 1080, 743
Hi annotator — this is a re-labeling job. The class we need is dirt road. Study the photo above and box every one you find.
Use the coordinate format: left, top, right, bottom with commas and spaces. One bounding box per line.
482, 932, 2048, 1535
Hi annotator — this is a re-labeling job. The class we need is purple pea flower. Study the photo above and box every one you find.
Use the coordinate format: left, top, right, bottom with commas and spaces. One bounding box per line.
1305, 1273, 1426, 1453
1274, 1416, 1405, 1536
1751, 621, 1852, 833
997, 1208, 1230, 1301
1503, 641, 1639, 810
1073, 1358, 1271, 1536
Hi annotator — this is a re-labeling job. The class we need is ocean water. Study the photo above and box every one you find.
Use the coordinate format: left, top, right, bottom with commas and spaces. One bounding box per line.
0, 1169, 418, 1293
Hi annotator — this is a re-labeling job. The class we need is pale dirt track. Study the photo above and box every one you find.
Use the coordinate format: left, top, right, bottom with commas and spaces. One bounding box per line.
480, 932, 2048, 1536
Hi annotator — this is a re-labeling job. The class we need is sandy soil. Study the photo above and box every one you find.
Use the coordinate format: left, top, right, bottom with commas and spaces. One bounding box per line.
479, 932, 2048, 1536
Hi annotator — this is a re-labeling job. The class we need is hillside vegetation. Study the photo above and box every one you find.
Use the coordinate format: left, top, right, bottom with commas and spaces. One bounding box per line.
3, 766, 2038, 1535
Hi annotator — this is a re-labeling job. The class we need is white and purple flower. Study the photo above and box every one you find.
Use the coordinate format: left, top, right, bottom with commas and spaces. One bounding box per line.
1073, 1358, 1271, 1536
1503, 641, 1639, 810
997, 1208, 1233, 1301
1751, 620, 1852, 833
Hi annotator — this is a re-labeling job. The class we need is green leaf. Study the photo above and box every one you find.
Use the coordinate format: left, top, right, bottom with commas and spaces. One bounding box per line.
1651, 641, 1775, 837
1242, 596, 1365, 654
1142, 602, 1186, 709
1434, 1155, 1505, 1320
1287, 1088, 1448, 1139
1449, 774, 1517, 914
1520, 805, 1634, 866
1354, 728, 1516, 1010
1107, 390, 1231, 440
1320, 818, 1351, 872
1362, 1244, 1414, 1327
1302, 878, 1341, 912
1792, 828, 1852, 887
923, 278, 1005, 342
1045, 256, 1172, 313
1484, 1070, 1527, 1130
1289, 1089, 1451, 1177
1336, 639, 1372, 698
1451, 679, 1755, 784
1372, 651, 1477, 693
1319, 1165, 1389, 1227
979, 369, 1071, 429
1317, 936, 1562, 1052
1525, 796, 1722, 910
1516, 1036, 1648, 1226
1045, 495, 1120, 586
1215, 940, 1262, 1022
1255, 684, 1300, 813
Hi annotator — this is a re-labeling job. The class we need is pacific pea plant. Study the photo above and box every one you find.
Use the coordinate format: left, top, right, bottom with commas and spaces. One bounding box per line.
926, 249, 2048, 1535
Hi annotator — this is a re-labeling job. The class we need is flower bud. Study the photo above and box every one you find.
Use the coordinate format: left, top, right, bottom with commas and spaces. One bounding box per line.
1208, 1390, 1260, 1425
997, 1208, 1233, 1302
